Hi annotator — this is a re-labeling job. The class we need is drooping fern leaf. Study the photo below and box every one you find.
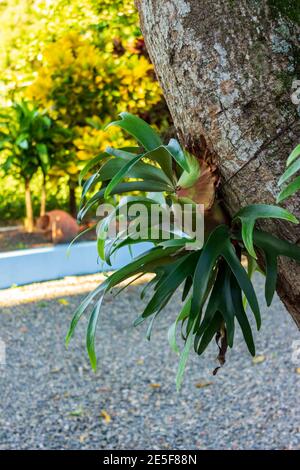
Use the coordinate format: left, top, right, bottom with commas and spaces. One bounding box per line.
277, 144, 300, 203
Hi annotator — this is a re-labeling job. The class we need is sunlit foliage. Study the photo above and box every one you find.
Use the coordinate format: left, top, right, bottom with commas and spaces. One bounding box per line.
0, 0, 170, 221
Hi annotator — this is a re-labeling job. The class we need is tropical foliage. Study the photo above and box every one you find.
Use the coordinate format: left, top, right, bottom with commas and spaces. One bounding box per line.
0, 0, 170, 222
67, 113, 300, 388
0, 101, 69, 230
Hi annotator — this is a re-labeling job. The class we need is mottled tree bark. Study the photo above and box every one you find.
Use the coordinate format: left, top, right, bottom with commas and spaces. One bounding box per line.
136, 0, 300, 327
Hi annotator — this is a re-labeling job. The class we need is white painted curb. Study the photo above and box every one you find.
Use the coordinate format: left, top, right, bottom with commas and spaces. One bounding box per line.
0, 241, 151, 289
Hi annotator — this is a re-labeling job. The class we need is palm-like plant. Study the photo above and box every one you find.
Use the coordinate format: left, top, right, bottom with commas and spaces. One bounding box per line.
0, 101, 69, 230
67, 113, 300, 388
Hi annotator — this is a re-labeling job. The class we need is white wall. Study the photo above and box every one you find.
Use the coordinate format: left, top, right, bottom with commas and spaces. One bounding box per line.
0, 241, 151, 289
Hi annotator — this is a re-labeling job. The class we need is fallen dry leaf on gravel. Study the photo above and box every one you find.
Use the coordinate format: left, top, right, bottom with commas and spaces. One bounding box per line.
195, 381, 212, 389
252, 355, 266, 364
149, 383, 161, 389
100, 410, 111, 423
58, 298, 69, 306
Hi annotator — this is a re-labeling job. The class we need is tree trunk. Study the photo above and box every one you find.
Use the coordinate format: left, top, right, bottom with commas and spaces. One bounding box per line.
136, 0, 300, 327
24, 178, 34, 233
40, 173, 47, 217
69, 179, 77, 218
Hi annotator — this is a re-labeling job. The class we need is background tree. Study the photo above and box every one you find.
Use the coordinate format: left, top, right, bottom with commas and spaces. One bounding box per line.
135, 0, 300, 327
0, 101, 67, 230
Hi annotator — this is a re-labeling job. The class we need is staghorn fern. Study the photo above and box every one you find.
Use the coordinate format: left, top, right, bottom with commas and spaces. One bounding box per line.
67, 113, 300, 389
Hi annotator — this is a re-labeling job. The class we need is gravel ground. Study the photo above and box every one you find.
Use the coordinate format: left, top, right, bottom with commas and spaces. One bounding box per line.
0, 273, 300, 450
